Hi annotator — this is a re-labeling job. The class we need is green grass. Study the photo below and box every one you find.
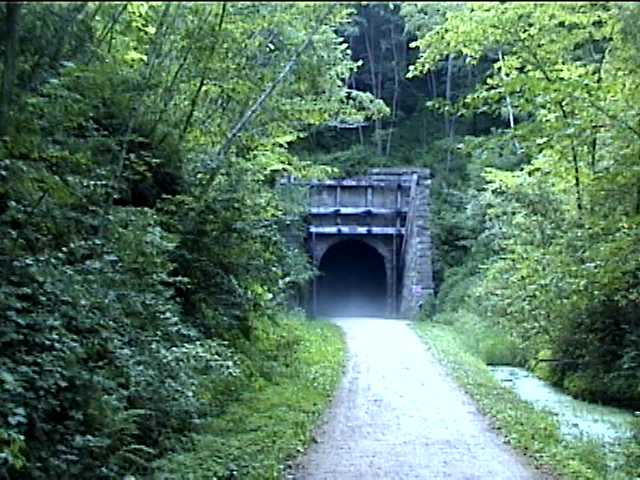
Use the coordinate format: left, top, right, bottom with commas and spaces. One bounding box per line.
414, 321, 630, 480
154, 315, 346, 480
434, 309, 524, 366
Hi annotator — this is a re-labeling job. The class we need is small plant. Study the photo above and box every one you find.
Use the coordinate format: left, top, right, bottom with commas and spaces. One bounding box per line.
621, 416, 640, 477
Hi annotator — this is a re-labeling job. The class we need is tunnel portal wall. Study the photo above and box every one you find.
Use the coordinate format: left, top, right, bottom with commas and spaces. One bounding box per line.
284, 167, 434, 319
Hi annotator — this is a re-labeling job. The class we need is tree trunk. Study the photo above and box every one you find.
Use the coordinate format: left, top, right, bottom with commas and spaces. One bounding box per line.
375, 72, 383, 155
0, 3, 21, 138
424, 71, 437, 149
178, 76, 206, 144
348, 36, 364, 146
97, 4, 126, 46
589, 43, 606, 174
27, 4, 89, 89
558, 102, 582, 212
444, 53, 453, 135
498, 49, 521, 154
99, 4, 127, 54
385, 24, 401, 157
446, 113, 457, 175
363, 21, 382, 156
152, 7, 215, 140
429, 71, 437, 98
351, 77, 364, 145
444, 54, 453, 173
178, 3, 226, 145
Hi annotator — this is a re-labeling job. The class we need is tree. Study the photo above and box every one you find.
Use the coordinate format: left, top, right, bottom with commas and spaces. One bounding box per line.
409, 2, 640, 407
0, 3, 22, 137
0, 3, 385, 477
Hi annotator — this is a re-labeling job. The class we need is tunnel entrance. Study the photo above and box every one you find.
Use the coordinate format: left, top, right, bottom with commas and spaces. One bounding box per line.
317, 239, 387, 317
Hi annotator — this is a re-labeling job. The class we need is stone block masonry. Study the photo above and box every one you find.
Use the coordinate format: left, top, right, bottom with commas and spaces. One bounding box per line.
281, 167, 434, 319
398, 170, 434, 318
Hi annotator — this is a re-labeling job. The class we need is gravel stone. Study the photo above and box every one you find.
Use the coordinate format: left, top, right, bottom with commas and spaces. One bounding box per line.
291, 317, 545, 480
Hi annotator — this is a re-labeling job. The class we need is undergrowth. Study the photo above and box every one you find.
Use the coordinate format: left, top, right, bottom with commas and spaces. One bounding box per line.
414, 321, 638, 480
154, 313, 345, 479
433, 310, 524, 366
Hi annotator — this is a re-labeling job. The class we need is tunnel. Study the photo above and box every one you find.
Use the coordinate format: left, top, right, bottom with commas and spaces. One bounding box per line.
317, 239, 387, 317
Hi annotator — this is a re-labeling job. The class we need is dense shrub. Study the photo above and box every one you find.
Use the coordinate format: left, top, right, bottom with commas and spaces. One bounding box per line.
0, 3, 374, 477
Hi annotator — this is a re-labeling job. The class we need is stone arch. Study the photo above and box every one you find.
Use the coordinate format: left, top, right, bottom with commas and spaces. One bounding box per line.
312, 235, 390, 269
315, 239, 388, 317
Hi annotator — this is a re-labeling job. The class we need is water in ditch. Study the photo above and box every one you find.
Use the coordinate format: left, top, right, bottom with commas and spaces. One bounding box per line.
489, 366, 636, 444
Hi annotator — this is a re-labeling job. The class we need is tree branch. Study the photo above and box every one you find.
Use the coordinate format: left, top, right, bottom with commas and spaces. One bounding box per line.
177, 3, 226, 145
216, 5, 335, 161
151, 7, 214, 140
27, 3, 88, 90
497, 49, 522, 155
0, 2, 21, 138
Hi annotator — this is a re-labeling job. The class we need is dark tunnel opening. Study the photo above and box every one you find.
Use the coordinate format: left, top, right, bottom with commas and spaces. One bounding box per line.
317, 239, 387, 317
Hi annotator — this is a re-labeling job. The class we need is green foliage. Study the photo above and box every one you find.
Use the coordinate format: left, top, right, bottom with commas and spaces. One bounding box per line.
297, 143, 387, 178
3, 1, 639, 477
0, 3, 379, 478
433, 310, 523, 366
154, 315, 346, 480
621, 417, 640, 478
408, 2, 640, 410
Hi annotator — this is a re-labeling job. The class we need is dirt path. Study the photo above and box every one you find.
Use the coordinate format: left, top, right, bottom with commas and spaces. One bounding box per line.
291, 318, 544, 480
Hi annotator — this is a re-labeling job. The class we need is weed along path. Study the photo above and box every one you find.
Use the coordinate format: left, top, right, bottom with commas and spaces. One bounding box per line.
291, 318, 544, 480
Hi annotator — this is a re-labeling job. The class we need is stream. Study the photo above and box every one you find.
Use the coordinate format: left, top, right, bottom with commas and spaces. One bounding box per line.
489, 366, 635, 444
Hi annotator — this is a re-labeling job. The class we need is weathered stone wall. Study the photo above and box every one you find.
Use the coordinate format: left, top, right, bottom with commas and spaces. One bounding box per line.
399, 171, 434, 318
281, 167, 434, 319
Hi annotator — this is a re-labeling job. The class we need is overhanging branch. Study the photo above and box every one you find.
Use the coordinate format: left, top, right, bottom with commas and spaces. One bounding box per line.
216, 5, 335, 162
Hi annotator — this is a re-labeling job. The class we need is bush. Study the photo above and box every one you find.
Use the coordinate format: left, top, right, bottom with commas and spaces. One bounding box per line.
154, 315, 346, 480
430, 310, 523, 366
550, 301, 640, 409
621, 416, 640, 477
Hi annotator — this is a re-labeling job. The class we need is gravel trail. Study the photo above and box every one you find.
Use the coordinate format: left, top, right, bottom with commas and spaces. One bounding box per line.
291, 317, 544, 480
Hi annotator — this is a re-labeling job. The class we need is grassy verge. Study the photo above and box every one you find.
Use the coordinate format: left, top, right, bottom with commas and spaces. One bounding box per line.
414, 322, 625, 480
154, 314, 345, 479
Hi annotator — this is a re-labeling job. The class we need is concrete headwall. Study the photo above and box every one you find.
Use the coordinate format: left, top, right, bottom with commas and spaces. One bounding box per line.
281, 167, 434, 319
